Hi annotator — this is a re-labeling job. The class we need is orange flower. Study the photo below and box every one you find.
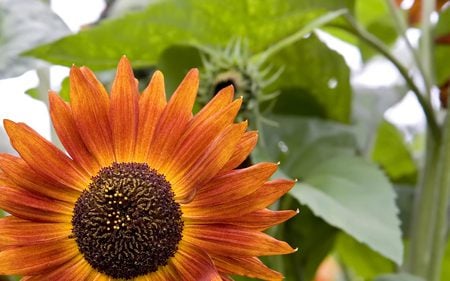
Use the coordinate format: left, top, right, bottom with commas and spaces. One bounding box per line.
0, 57, 296, 280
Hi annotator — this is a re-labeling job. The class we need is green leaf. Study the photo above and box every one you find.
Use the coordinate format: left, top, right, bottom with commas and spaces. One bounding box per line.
353, 0, 398, 60
269, 34, 352, 123
25, 0, 353, 70
59, 77, 71, 102
258, 116, 357, 176
290, 156, 403, 264
276, 200, 338, 281
157, 45, 202, 94
107, 0, 156, 18
336, 233, 394, 279
260, 115, 403, 264
374, 273, 426, 281
0, 0, 70, 78
25, 88, 39, 100
372, 120, 418, 184
352, 85, 407, 153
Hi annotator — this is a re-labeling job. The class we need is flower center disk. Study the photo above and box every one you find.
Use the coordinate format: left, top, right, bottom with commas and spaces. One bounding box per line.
71, 162, 183, 279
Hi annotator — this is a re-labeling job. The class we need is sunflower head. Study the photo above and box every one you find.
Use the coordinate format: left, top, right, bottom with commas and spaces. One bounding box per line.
0, 56, 296, 280
199, 40, 282, 124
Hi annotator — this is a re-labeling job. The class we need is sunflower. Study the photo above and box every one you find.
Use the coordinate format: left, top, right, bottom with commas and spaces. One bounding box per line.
0, 57, 296, 281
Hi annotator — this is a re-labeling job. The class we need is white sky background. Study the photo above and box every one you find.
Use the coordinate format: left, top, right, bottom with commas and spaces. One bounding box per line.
0, 0, 425, 153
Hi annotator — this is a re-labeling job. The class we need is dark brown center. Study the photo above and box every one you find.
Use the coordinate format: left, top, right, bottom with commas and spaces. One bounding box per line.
71, 162, 183, 280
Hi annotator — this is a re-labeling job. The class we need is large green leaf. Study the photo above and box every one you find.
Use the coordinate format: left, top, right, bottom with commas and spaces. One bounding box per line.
0, 0, 70, 78
270, 34, 352, 123
355, 0, 397, 60
374, 273, 425, 281
372, 120, 418, 184
352, 85, 407, 154
336, 233, 394, 279
259, 115, 403, 264
25, 0, 353, 70
276, 201, 338, 281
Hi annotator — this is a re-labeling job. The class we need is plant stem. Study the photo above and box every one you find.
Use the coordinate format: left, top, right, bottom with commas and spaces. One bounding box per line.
405, 131, 441, 277
419, 0, 435, 93
429, 108, 450, 281
339, 14, 440, 141
385, 0, 433, 92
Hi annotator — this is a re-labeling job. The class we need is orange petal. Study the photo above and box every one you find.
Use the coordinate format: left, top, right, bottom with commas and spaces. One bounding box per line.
0, 239, 78, 275
70, 66, 115, 166
220, 130, 258, 172
0, 186, 73, 223
187, 209, 297, 231
172, 241, 221, 281
49, 92, 100, 175
170, 122, 247, 203
219, 274, 234, 281
0, 154, 79, 202
135, 71, 167, 162
0, 216, 72, 249
184, 224, 296, 257
187, 85, 234, 127
43, 254, 93, 281
183, 179, 294, 218
110, 56, 139, 162
192, 162, 277, 202
163, 98, 242, 175
147, 69, 199, 169
3, 120, 88, 190
87, 272, 111, 281
213, 256, 283, 280
136, 262, 180, 281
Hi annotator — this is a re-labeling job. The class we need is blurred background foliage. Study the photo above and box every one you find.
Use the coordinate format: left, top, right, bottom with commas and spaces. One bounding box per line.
1, 0, 450, 280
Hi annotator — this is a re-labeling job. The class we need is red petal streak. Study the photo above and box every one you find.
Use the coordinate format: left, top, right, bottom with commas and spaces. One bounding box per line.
172, 241, 221, 281
49, 92, 100, 175
184, 224, 296, 257
187, 209, 297, 231
147, 69, 199, 169
70, 66, 115, 166
0, 239, 78, 275
110, 56, 139, 162
213, 256, 283, 280
189, 85, 234, 125
192, 163, 277, 202
183, 179, 294, 218
41, 254, 93, 281
0, 154, 79, 202
171, 122, 247, 203
3, 120, 88, 190
0, 186, 72, 223
0, 216, 71, 249
163, 98, 242, 176
220, 131, 258, 172
135, 71, 167, 162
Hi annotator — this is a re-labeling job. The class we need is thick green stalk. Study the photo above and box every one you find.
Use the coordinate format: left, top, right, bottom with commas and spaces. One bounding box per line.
429, 110, 450, 281
405, 132, 441, 277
